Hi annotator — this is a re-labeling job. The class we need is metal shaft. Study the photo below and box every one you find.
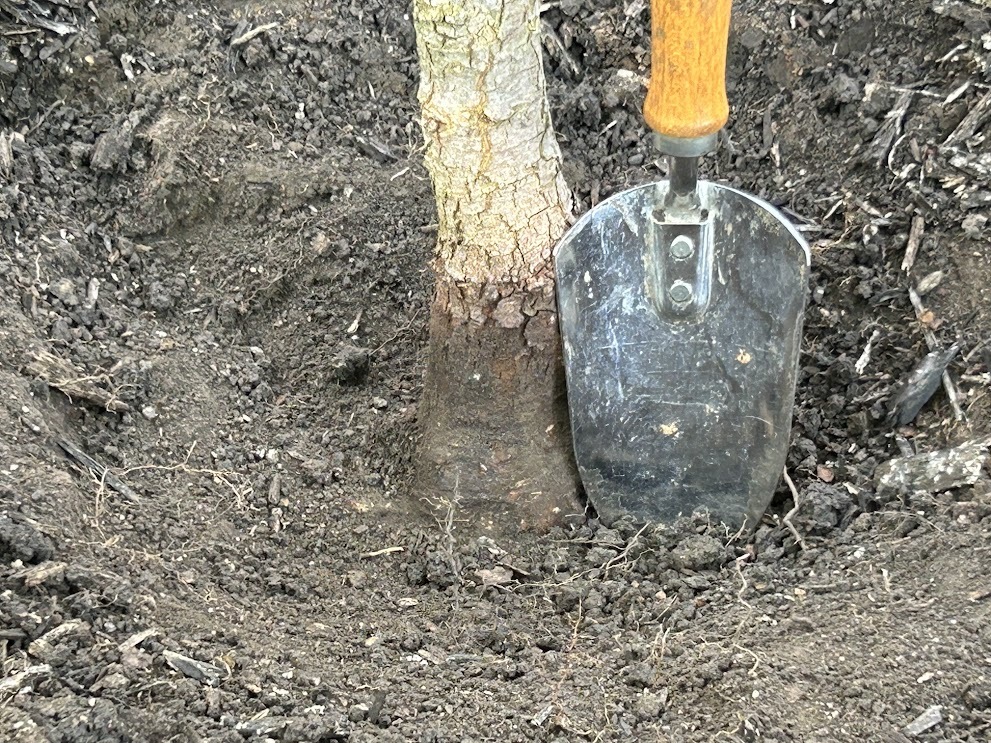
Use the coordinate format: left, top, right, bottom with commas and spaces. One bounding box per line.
662, 155, 702, 217
668, 156, 699, 198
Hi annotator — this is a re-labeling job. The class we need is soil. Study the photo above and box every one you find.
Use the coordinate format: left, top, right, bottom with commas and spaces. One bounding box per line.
2, 1, 991, 741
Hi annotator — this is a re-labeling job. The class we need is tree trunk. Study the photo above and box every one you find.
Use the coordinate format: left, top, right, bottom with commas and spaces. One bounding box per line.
413, 0, 583, 533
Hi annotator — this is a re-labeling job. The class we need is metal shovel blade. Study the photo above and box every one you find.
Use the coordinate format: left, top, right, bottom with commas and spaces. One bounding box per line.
555, 180, 810, 527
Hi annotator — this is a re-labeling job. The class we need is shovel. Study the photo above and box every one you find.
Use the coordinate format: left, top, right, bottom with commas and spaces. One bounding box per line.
554, 0, 810, 528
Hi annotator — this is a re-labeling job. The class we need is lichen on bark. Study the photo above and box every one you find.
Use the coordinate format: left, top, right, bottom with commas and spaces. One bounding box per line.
415, 0, 573, 291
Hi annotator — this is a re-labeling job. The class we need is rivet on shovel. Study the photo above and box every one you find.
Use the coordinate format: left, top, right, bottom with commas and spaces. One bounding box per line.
669, 280, 693, 304
669, 235, 694, 260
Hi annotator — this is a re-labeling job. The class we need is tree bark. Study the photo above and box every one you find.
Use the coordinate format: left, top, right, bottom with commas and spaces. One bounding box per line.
413, 0, 583, 533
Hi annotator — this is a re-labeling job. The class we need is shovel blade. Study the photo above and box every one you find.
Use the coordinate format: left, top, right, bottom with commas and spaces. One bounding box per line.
555, 181, 809, 528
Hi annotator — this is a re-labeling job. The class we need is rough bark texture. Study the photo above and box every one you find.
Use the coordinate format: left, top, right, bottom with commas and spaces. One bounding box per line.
413, 0, 582, 532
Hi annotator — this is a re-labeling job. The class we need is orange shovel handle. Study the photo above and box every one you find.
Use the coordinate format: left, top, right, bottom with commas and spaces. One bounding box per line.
643, 0, 732, 141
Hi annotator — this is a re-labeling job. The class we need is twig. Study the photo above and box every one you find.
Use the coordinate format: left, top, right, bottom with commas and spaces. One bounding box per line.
781, 469, 808, 552
726, 517, 749, 545
360, 546, 404, 559
372, 309, 423, 355
3, 4, 77, 35
0, 664, 52, 696
58, 438, 140, 503
901, 215, 925, 273
230, 22, 279, 47
566, 596, 584, 653
943, 90, 991, 147
602, 523, 650, 576
650, 623, 671, 662
540, 19, 580, 78
735, 554, 753, 606
868, 91, 913, 166
855, 329, 882, 374
100, 441, 251, 508
26, 350, 132, 413
426, 479, 464, 596
907, 288, 964, 421
27, 98, 65, 136
733, 643, 761, 675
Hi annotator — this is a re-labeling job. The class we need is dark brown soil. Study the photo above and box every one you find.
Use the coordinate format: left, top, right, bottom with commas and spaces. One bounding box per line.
2, 1, 990, 741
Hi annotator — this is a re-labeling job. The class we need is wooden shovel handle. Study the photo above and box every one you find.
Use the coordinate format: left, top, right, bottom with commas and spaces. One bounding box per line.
643, 0, 732, 141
